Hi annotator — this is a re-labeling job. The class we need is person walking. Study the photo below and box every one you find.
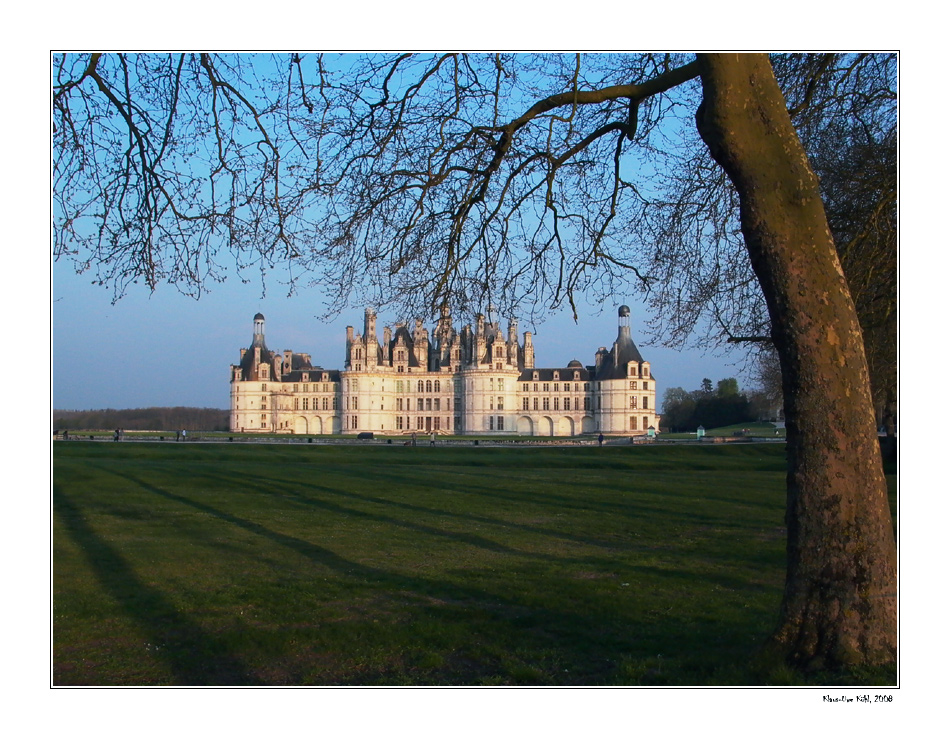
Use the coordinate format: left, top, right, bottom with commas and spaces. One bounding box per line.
598, 433, 604, 447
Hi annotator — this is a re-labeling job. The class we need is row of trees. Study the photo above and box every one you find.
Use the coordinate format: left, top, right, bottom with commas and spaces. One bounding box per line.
53, 407, 229, 432
53, 53, 895, 669
661, 377, 768, 432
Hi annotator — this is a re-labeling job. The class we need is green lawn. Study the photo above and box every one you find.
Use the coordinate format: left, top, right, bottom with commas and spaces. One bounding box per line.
53, 441, 896, 686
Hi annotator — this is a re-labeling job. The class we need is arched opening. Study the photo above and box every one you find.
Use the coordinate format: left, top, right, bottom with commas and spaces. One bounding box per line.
539, 416, 554, 437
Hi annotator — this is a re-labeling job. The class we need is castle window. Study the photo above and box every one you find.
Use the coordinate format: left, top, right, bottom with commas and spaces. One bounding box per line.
643, 381, 650, 390
426, 380, 433, 393
418, 398, 424, 411
542, 398, 550, 411
434, 380, 441, 392
398, 365, 405, 372
553, 398, 559, 411
564, 397, 571, 411
497, 416, 504, 431
293, 384, 299, 393
533, 398, 539, 411
553, 372, 559, 381
643, 397, 649, 409
294, 398, 300, 410
262, 384, 267, 391
584, 397, 591, 410
418, 380, 425, 393
489, 416, 494, 430
497, 397, 503, 410
574, 372, 580, 380
630, 397, 638, 409
396, 416, 404, 430
426, 398, 432, 411
498, 379, 505, 391
630, 416, 638, 430
434, 398, 441, 411
523, 383, 529, 392
523, 397, 529, 411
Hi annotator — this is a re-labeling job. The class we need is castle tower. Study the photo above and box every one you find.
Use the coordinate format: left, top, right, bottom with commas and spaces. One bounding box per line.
364, 309, 378, 368
523, 331, 535, 369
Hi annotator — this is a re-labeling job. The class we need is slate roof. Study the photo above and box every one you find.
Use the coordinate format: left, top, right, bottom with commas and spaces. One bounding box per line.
593, 325, 648, 381
518, 366, 592, 382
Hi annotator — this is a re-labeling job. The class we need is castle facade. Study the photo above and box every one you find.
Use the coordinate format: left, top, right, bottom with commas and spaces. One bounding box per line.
230, 307, 659, 436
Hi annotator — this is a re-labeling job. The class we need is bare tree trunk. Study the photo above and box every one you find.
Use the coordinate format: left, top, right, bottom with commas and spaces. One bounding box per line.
695, 54, 896, 669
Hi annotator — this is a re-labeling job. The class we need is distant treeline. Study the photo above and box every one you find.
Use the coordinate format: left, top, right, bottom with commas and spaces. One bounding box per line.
53, 407, 229, 432
661, 378, 771, 433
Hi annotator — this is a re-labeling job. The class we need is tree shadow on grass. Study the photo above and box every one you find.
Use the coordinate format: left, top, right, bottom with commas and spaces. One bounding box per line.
53, 484, 254, 685
79, 467, 781, 684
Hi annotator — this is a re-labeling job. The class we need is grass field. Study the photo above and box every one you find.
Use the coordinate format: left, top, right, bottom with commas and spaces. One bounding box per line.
53, 441, 897, 686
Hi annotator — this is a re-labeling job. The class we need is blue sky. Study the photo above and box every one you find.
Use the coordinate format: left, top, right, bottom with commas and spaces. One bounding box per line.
52, 255, 745, 411
50, 53, 751, 412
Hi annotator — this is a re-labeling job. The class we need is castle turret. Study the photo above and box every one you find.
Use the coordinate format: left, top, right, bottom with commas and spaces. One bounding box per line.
523, 331, 535, 369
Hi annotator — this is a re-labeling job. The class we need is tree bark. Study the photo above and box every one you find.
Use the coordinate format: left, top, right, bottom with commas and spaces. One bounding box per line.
695, 54, 896, 669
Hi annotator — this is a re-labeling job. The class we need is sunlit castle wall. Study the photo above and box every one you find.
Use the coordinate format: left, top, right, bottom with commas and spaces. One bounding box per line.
229, 307, 659, 436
